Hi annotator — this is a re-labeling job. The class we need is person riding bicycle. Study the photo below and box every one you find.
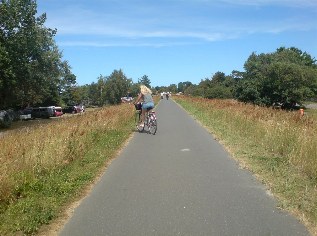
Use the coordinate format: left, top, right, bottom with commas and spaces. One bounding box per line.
134, 85, 154, 128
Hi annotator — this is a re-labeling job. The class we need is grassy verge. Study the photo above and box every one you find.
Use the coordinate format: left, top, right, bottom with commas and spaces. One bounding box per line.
173, 96, 317, 235
305, 108, 317, 120
0, 104, 136, 235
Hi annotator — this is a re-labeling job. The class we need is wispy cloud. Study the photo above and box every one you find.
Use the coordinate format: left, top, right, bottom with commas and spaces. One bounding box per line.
39, 0, 317, 47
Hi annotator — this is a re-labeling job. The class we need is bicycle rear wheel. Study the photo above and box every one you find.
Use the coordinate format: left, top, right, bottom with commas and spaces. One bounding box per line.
148, 119, 157, 135
135, 111, 144, 132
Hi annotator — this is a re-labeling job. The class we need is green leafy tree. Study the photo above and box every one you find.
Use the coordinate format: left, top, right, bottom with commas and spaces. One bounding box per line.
0, 0, 75, 109
76, 84, 91, 106
129, 83, 141, 97
184, 84, 201, 96
211, 72, 226, 84
238, 47, 317, 106
155, 86, 168, 93
87, 82, 100, 106
194, 72, 235, 99
59, 62, 77, 105
204, 85, 233, 99
235, 79, 261, 104
177, 81, 192, 93
96, 75, 106, 105
104, 69, 132, 105
167, 84, 177, 93
138, 75, 151, 88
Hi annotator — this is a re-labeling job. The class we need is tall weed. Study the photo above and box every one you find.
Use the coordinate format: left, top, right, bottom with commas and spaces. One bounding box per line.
0, 104, 135, 234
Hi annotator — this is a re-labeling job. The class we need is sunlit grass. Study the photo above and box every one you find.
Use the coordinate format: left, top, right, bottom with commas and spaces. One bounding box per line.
173, 95, 317, 235
0, 103, 135, 234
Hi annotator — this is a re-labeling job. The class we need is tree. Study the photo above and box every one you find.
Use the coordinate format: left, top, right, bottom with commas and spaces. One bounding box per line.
96, 75, 106, 105
234, 79, 261, 104
178, 81, 192, 93
138, 75, 151, 88
276, 47, 317, 68
59, 62, 77, 105
129, 83, 141, 97
87, 82, 100, 106
0, 0, 75, 109
184, 84, 201, 96
104, 69, 132, 105
211, 72, 226, 84
193, 72, 236, 99
236, 47, 317, 107
167, 84, 177, 93
204, 85, 233, 99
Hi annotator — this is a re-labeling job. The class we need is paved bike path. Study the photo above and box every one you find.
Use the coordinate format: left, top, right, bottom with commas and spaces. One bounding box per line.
60, 99, 309, 236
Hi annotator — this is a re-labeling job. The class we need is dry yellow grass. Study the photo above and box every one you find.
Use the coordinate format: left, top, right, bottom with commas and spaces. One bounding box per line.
0, 104, 135, 203
177, 97, 317, 179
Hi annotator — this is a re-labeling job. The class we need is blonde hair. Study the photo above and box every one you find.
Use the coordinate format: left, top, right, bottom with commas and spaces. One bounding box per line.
140, 85, 152, 95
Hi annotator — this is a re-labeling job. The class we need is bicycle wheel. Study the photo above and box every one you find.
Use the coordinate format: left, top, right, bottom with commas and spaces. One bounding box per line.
135, 111, 144, 132
148, 118, 157, 135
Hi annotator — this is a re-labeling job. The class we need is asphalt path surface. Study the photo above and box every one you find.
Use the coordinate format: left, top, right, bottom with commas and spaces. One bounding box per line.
60, 99, 309, 236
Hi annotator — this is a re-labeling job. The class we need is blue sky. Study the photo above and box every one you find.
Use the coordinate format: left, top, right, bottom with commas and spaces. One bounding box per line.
37, 0, 317, 87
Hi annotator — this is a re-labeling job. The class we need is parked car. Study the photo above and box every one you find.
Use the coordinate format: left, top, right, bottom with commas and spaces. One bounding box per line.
272, 102, 302, 110
63, 106, 78, 114
54, 107, 63, 117
76, 105, 85, 113
31, 107, 54, 119
0, 110, 12, 128
20, 107, 33, 120
22, 107, 33, 115
63, 105, 85, 114
49, 106, 63, 117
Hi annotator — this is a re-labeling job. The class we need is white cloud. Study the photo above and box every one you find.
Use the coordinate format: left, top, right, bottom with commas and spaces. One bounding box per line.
38, 0, 316, 48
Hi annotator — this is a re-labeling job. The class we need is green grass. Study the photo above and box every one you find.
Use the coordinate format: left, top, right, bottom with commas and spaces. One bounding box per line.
305, 108, 317, 120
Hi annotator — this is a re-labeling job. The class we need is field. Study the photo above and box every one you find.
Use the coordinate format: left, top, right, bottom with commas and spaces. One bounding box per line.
173, 96, 317, 235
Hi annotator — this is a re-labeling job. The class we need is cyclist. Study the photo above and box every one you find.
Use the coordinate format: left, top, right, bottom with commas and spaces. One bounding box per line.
134, 85, 154, 128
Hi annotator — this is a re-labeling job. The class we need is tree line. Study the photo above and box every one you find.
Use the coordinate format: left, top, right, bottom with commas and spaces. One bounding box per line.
76, 46, 317, 109
1, 0, 317, 111
181, 47, 317, 108
77, 72, 153, 107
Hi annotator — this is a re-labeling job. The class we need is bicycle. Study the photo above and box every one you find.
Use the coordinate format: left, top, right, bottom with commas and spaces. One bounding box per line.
135, 104, 157, 135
